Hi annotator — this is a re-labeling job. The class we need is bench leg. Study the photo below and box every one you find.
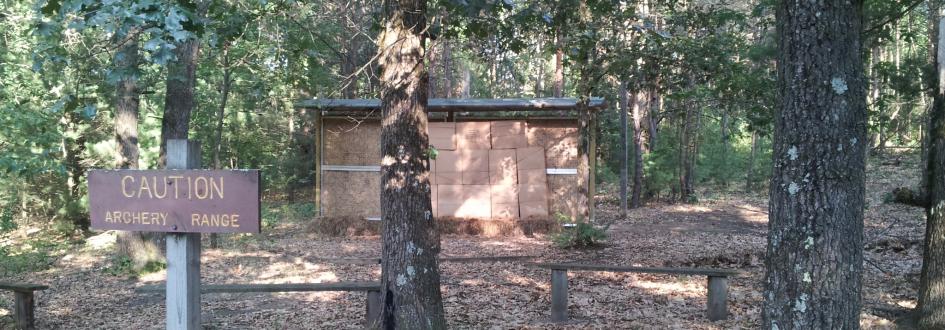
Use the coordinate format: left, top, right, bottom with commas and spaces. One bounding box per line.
365, 290, 381, 329
14, 291, 35, 330
551, 270, 568, 322
707, 276, 728, 321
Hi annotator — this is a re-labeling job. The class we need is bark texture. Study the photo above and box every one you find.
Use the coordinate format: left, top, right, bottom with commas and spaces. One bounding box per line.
917, 10, 945, 330
631, 88, 645, 209
113, 40, 164, 266
763, 2, 867, 329
160, 36, 200, 166
377, 0, 446, 328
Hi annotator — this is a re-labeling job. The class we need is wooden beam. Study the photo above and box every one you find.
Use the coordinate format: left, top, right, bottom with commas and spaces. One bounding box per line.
0, 283, 48, 292
165, 139, 201, 330
314, 110, 322, 216
707, 276, 729, 321
588, 109, 598, 222
14, 291, 36, 330
550, 270, 569, 322
295, 98, 608, 112
137, 282, 382, 294
528, 263, 740, 277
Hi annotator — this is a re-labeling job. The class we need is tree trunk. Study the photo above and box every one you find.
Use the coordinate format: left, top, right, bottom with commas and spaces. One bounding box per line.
763, 2, 867, 329
209, 47, 233, 249
554, 29, 564, 97
213, 47, 232, 170
442, 39, 452, 98
113, 40, 164, 267
922, 2, 939, 201
115, 42, 140, 171
631, 88, 645, 208
648, 83, 661, 152
377, 0, 446, 328
916, 9, 945, 329
619, 81, 628, 217
747, 131, 758, 192
160, 35, 201, 167
721, 110, 730, 187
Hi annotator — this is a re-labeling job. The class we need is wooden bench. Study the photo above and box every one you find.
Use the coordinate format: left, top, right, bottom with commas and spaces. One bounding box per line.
0, 282, 49, 330
136, 282, 382, 326
531, 263, 740, 322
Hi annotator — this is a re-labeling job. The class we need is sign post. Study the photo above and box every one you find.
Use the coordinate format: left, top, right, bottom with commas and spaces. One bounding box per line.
88, 139, 260, 330
166, 139, 201, 330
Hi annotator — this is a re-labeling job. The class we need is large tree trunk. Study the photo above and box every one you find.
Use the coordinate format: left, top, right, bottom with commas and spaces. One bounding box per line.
377, 0, 446, 328
763, 2, 867, 329
113, 40, 164, 267
916, 8, 945, 329
921, 2, 939, 202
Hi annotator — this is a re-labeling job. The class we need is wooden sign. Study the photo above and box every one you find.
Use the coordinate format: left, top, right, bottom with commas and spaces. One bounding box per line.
88, 169, 260, 233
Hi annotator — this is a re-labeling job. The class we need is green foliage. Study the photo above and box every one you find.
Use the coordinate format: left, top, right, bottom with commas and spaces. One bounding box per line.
261, 201, 318, 228
103, 255, 166, 277
550, 212, 607, 249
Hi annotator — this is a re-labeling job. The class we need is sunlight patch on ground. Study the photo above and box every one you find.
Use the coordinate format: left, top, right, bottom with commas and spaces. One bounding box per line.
632, 276, 705, 299
668, 205, 715, 213
84, 231, 117, 250
56, 252, 107, 271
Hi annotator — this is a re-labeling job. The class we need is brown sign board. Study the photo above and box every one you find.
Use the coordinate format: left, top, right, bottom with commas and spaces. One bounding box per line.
88, 169, 261, 233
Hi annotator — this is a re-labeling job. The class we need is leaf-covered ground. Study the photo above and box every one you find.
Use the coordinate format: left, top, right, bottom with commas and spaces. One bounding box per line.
0, 151, 926, 329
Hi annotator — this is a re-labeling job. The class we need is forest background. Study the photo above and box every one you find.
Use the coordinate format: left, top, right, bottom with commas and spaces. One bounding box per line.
0, 0, 930, 248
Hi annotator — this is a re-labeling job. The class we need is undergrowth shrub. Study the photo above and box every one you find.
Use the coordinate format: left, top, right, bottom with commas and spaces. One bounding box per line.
550, 212, 608, 248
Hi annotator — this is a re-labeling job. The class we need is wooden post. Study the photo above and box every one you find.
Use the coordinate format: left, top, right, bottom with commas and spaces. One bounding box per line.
13, 291, 35, 330
314, 110, 322, 216
587, 110, 598, 221
551, 269, 569, 322
365, 289, 381, 328
707, 276, 729, 321
166, 139, 201, 330
619, 82, 628, 217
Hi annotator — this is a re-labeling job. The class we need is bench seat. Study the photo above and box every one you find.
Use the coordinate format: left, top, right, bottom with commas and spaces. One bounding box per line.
0, 282, 48, 330
530, 263, 739, 322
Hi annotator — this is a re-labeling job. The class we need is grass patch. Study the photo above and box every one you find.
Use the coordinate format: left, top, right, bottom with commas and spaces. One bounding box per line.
103, 255, 166, 278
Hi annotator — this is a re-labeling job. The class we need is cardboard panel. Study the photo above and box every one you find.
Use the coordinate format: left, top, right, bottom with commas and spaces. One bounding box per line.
456, 122, 492, 149
491, 184, 519, 220
438, 150, 462, 172
437, 185, 490, 219
431, 184, 438, 218
462, 149, 489, 184
518, 168, 547, 184
435, 150, 462, 184
525, 120, 580, 168
430, 159, 436, 185
491, 121, 528, 149
463, 171, 490, 185
516, 146, 547, 185
489, 149, 518, 185
516, 147, 545, 170
436, 172, 462, 185
519, 183, 549, 219
429, 122, 456, 150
